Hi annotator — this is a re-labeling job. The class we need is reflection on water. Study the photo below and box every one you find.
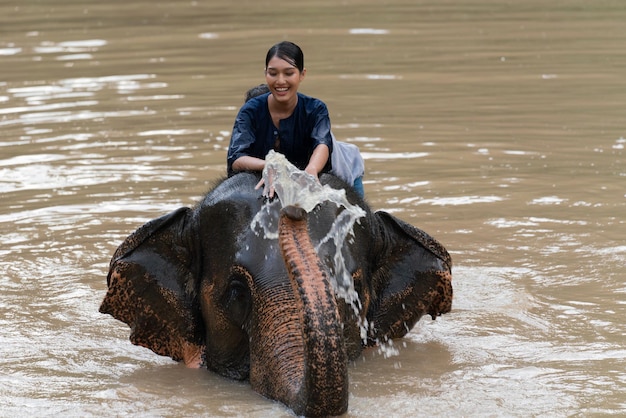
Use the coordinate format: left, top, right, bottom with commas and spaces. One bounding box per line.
1, 0, 625, 416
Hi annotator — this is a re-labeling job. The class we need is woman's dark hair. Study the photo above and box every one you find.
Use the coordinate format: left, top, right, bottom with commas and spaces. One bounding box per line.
265, 41, 304, 72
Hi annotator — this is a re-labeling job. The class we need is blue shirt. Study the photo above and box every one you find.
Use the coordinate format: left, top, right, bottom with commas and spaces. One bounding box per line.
227, 92, 333, 176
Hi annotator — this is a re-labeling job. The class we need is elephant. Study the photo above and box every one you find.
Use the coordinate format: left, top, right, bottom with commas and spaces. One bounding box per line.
99, 170, 452, 417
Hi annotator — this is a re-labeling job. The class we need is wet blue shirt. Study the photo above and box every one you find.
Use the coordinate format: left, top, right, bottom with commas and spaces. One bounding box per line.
227, 92, 333, 176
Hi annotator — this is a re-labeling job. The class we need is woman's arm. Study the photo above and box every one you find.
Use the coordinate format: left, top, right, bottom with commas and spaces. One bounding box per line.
232, 155, 266, 173
227, 103, 262, 175
305, 144, 330, 178
306, 97, 333, 177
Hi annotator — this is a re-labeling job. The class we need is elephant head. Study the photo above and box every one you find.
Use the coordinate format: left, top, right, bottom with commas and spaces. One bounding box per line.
100, 172, 452, 417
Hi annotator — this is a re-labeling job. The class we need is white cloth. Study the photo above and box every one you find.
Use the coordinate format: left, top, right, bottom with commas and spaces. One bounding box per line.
330, 134, 365, 185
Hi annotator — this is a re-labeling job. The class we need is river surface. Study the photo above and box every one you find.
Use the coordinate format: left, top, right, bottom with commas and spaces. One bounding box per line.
1, 0, 625, 416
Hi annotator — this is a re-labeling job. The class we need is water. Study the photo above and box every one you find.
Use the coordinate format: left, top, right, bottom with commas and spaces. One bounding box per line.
253, 150, 368, 341
2, 0, 626, 416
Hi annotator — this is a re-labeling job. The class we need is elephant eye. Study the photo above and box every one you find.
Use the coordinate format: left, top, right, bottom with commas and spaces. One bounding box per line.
222, 269, 252, 327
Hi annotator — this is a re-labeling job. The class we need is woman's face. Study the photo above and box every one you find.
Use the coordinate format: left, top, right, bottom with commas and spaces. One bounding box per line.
265, 56, 306, 105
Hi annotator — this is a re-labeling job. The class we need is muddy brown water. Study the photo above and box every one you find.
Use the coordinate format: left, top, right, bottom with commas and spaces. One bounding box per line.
1, 0, 625, 416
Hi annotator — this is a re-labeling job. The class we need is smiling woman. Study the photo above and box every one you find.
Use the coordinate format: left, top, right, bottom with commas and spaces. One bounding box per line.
226, 41, 333, 180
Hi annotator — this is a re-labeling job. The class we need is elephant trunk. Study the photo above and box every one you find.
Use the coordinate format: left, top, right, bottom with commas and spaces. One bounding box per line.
251, 205, 348, 417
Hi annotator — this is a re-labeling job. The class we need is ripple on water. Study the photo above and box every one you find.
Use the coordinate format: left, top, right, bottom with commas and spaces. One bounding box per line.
361, 264, 625, 416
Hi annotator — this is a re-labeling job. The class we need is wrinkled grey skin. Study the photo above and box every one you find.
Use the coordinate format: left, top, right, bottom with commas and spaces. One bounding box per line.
100, 172, 452, 417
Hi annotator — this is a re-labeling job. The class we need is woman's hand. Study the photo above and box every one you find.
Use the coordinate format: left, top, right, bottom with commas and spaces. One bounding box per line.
255, 165, 276, 198
255, 177, 276, 198
304, 166, 319, 180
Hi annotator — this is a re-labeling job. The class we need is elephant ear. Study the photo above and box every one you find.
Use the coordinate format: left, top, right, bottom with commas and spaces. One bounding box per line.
367, 210, 453, 344
376, 211, 452, 271
100, 207, 205, 366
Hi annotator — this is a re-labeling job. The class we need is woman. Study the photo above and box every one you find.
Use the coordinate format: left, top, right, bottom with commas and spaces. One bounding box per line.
227, 41, 333, 182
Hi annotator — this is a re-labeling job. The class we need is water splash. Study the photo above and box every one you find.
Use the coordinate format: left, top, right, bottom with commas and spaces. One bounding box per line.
251, 151, 368, 340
